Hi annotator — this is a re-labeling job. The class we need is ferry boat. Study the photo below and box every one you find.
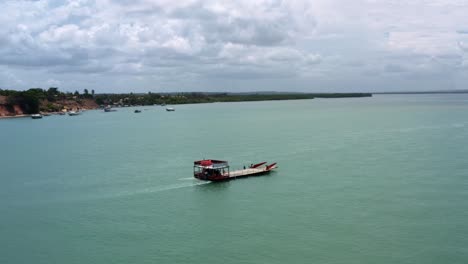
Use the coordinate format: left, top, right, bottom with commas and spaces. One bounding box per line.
193, 159, 277, 182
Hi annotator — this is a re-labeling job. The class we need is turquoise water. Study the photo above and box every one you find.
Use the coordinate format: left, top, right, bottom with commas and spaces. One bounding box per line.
1, 95, 468, 263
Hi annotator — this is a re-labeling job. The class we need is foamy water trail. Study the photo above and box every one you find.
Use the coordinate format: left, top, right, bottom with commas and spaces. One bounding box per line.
107, 181, 211, 199
178, 177, 197, 181
24, 181, 211, 205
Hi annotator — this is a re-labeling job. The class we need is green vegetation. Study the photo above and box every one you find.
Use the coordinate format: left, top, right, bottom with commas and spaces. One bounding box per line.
2, 88, 45, 114
95, 92, 372, 106
94, 92, 319, 106
1, 87, 372, 115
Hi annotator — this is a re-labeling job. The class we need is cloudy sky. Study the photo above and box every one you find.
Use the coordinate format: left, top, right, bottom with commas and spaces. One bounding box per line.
1, 0, 468, 93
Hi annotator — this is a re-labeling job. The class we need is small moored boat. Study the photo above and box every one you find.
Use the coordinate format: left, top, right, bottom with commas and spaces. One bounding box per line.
31, 114, 43, 119
104, 107, 116, 112
166, 107, 175, 111
134, 109, 141, 113
68, 111, 81, 116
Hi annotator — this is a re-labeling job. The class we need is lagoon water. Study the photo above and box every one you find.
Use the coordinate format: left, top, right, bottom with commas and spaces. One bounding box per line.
1, 95, 468, 263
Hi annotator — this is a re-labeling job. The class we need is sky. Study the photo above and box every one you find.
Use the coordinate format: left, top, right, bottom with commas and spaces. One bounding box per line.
1, 0, 468, 93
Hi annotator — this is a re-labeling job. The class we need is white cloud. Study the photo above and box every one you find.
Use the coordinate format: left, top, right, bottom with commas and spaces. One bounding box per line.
46, 78, 62, 87
1, 0, 468, 92
386, 32, 457, 56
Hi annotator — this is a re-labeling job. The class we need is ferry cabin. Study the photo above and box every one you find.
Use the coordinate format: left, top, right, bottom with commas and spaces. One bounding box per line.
193, 159, 230, 181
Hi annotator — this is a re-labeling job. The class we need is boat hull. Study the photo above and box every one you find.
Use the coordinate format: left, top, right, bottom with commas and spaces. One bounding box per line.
210, 169, 274, 182
194, 166, 277, 182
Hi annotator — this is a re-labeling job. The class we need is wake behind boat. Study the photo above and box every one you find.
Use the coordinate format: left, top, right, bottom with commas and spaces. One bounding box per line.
193, 159, 277, 182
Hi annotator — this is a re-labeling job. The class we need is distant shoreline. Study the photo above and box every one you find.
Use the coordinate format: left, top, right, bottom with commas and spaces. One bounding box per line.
0, 91, 373, 119
4, 90, 468, 119
375, 90, 468, 95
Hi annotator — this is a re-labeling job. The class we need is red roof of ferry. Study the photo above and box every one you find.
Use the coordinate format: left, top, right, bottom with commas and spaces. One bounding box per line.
194, 159, 228, 166
200, 160, 212, 166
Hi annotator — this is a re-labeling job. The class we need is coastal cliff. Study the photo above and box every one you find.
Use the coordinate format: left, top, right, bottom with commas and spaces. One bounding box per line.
0, 96, 24, 116
0, 91, 98, 118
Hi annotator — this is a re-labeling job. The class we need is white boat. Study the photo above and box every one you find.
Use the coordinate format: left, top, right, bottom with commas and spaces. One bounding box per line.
166, 107, 175, 112
31, 114, 43, 119
104, 106, 116, 112
68, 111, 81, 116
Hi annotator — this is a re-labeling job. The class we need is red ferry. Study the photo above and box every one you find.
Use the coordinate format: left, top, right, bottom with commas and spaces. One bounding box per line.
193, 159, 277, 182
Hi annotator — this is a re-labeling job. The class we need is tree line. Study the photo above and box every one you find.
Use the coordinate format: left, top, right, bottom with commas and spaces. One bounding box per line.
1, 87, 372, 114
